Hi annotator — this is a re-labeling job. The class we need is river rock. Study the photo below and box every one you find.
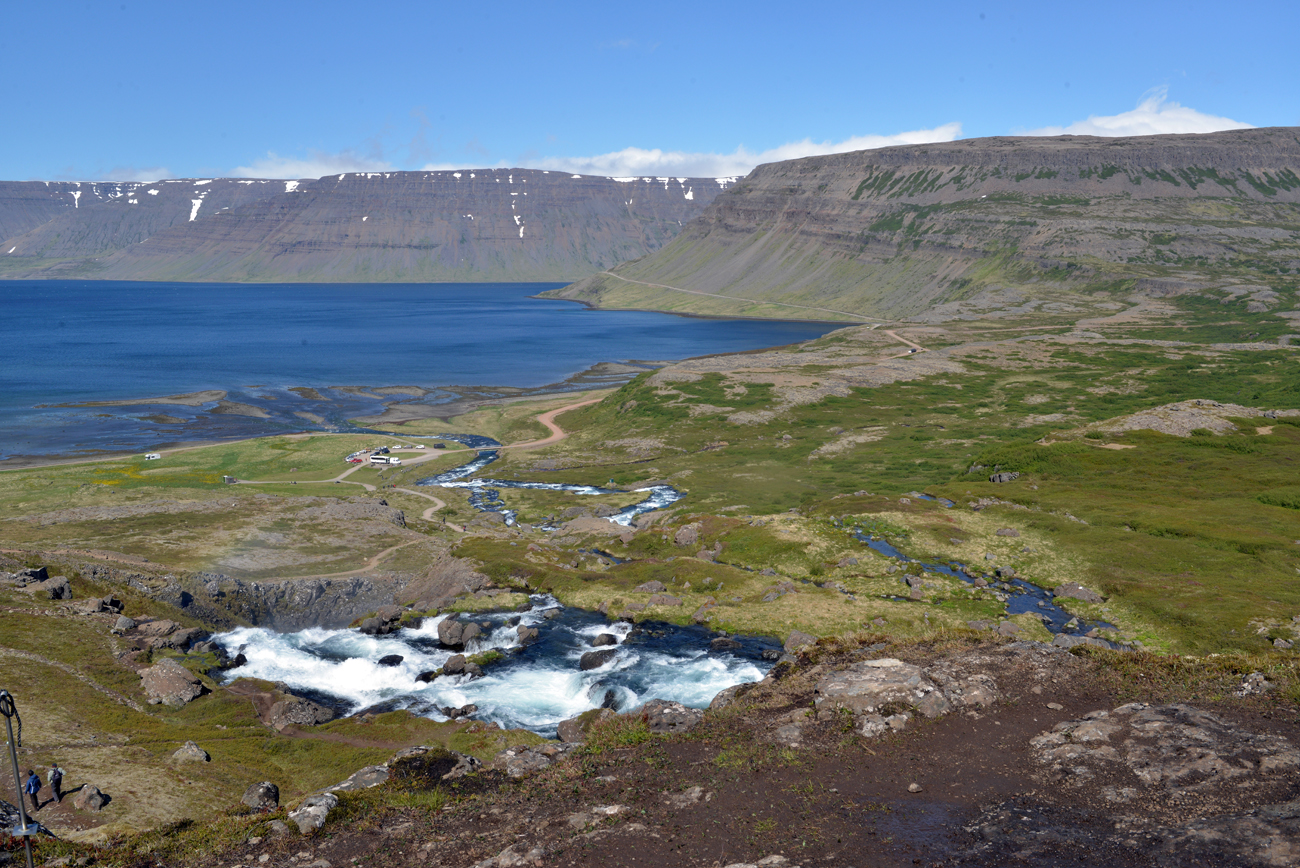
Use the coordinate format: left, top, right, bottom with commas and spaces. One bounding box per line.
516, 624, 540, 643
437, 617, 466, 647
265, 696, 337, 731
172, 740, 210, 762
1054, 582, 1104, 604
242, 781, 280, 811
592, 633, 618, 647
377, 654, 404, 667
580, 649, 617, 671
710, 636, 742, 651
637, 698, 704, 733
288, 792, 338, 834
634, 580, 668, 593
443, 654, 467, 675
140, 658, 205, 707
73, 785, 108, 812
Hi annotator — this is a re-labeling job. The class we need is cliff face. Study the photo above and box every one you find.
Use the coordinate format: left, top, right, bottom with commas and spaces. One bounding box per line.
546, 127, 1300, 320
0, 171, 735, 282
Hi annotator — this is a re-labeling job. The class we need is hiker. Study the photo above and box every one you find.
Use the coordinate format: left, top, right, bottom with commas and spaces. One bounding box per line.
23, 768, 40, 811
48, 762, 64, 803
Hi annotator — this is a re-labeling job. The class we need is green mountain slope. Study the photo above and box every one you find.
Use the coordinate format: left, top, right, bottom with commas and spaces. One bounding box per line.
543, 127, 1300, 321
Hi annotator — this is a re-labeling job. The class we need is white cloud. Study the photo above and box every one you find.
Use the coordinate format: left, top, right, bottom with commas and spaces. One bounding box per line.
427, 123, 962, 179
1023, 88, 1252, 138
100, 166, 175, 182
231, 149, 396, 179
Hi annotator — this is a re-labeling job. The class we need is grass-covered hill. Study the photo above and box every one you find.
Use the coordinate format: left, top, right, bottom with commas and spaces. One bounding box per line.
544, 127, 1300, 321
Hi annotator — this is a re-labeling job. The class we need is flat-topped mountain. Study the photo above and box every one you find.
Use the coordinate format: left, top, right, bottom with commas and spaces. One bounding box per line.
546, 127, 1300, 320
0, 170, 737, 282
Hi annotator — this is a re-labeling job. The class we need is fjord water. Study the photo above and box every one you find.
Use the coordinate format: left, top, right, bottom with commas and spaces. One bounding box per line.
0, 280, 837, 460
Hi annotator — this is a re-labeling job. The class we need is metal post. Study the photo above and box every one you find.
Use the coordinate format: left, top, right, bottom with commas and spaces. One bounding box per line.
1, 691, 35, 868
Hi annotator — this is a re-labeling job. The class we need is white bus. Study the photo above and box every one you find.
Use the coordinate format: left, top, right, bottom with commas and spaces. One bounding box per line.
369, 454, 402, 466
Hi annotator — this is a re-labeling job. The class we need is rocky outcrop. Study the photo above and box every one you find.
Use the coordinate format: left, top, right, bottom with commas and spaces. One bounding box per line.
289, 792, 338, 834
172, 741, 210, 762
264, 696, 337, 731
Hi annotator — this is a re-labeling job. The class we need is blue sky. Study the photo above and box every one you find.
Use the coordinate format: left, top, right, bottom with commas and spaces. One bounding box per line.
4, 0, 1297, 181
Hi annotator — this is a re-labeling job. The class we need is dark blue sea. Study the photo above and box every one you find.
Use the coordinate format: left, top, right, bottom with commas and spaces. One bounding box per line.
0, 281, 838, 461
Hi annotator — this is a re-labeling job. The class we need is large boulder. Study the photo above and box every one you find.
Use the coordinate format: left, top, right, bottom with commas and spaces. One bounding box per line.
140, 659, 205, 708
265, 696, 336, 731
73, 785, 108, 812
634, 580, 668, 593
172, 740, 210, 762
673, 524, 700, 547
288, 792, 338, 834
637, 699, 704, 733
591, 633, 618, 647
241, 781, 280, 811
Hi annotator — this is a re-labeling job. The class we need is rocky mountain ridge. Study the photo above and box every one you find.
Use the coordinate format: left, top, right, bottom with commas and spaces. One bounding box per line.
0, 170, 737, 282
546, 127, 1300, 320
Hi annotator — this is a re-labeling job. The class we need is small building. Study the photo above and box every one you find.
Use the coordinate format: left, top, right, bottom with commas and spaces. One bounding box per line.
222, 475, 237, 484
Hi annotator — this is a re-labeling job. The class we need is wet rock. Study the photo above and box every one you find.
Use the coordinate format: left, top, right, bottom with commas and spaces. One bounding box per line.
416, 670, 438, 683
140, 659, 205, 708
437, 617, 467, 647
637, 698, 704, 733
442, 654, 467, 675
710, 636, 742, 651
288, 792, 338, 834
377, 654, 403, 667
556, 708, 615, 743
580, 649, 617, 671
241, 781, 280, 811
516, 624, 540, 644
73, 785, 108, 812
591, 633, 618, 647
634, 580, 668, 593
1054, 581, 1104, 604
172, 740, 210, 762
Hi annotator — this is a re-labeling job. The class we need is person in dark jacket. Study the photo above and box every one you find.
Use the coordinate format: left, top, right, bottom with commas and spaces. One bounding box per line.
48, 762, 64, 803
23, 769, 41, 811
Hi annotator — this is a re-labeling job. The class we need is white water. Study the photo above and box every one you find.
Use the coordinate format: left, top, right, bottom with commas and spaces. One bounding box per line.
213, 597, 770, 737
